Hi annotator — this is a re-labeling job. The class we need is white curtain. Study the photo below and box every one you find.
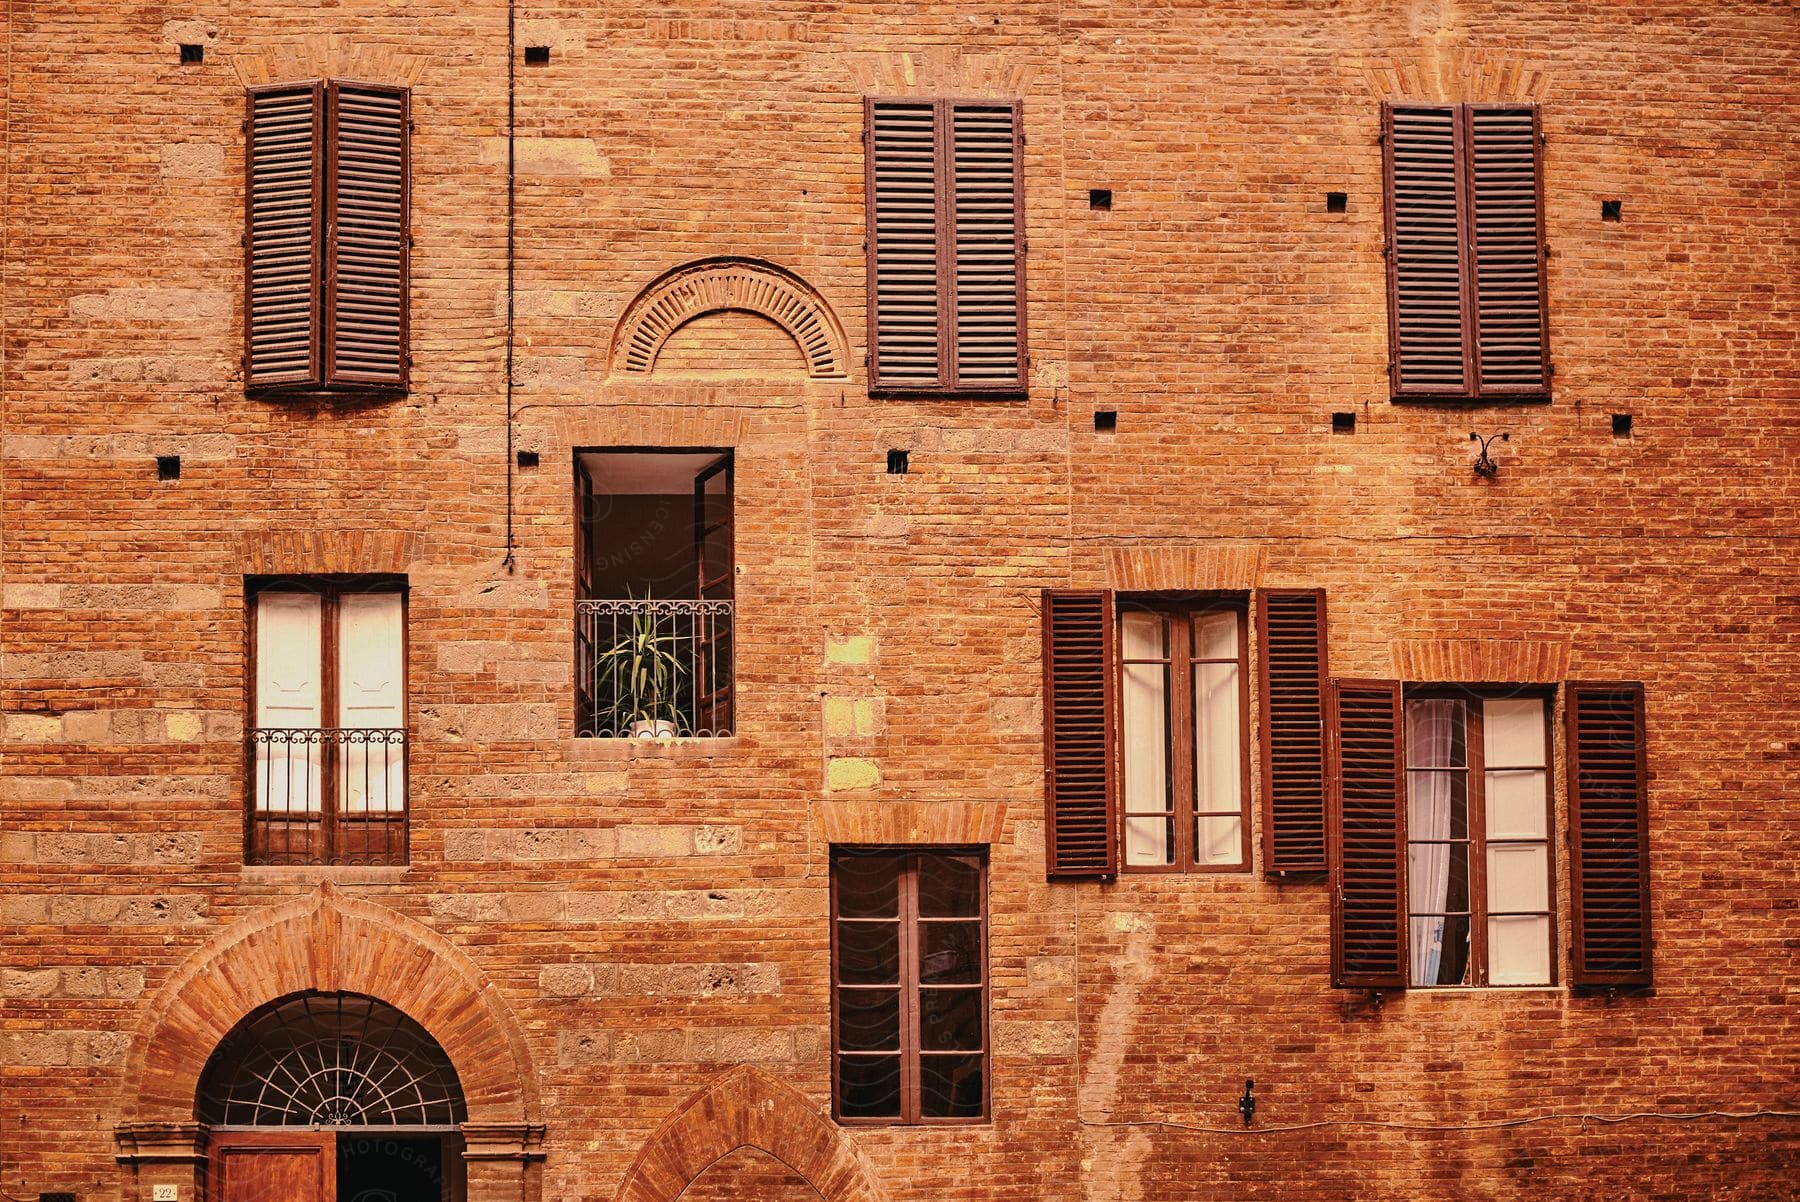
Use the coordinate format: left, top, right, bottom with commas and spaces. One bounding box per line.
1407, 700, 1457, 986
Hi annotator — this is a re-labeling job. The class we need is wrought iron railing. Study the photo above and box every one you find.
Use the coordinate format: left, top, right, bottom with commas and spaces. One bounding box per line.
576, 598, 734, 737
247, 727, 408, 865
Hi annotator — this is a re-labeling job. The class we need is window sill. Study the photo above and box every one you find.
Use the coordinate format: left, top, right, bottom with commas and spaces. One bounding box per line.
239, 864, 411, 885
1404, 984, 1563, 995
1388, 392, 1550, 405
567, 735, 742, 762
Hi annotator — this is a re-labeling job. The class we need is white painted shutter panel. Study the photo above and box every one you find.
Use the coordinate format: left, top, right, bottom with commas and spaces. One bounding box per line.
255, 592, 323, 813
337, 592, 405, 813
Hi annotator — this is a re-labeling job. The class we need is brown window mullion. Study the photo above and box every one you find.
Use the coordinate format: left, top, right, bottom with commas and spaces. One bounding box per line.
320, 586, 341, 862
898, 855, 922, 1124
933, 102, 959, 392
1168, 617, 1197, 872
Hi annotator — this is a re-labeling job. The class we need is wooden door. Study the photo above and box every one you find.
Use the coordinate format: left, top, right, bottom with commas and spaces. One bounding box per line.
692, 456, 733, 735
211, 1131, 334, 1202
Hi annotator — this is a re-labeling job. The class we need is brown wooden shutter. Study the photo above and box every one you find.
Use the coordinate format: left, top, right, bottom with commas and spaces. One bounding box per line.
1468, 105, 1549, 395
246, 83, 323, 388
1328, 679, 1407, 988
1566, 682, 1652, 989
948, 101, 1026, 392
1256, 590, 1329, 874
1385, 103, 1469, 398
324, 82, 409, 388
1042, 590, 1116, 878
867, 99, 942, 390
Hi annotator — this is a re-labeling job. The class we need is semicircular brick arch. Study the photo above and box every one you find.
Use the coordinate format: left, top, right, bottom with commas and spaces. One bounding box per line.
611, 257, 850, 379
612, 1066, 888, 1202
122, 882, 539, 1127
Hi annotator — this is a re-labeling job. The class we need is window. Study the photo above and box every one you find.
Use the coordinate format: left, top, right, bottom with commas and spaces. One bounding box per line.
574, 450, 734, 737
1041, 590, 1330, 879
831, 849, 987, 1124
248, 577, 408, 865
1118, 599, 1250, 872
1329, 680, 1652, 992
1382, 103, 1549, 400
865, 98, 1026, 396
246, 81, 410, 391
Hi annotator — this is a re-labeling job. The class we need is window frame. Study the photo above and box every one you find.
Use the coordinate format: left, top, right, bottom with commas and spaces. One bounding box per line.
863, 96, 1028, 399
1401, 684, 1558, 988
244, 574, 410, 866
829, 847, 990, 1126
1115, 595, 1253, 874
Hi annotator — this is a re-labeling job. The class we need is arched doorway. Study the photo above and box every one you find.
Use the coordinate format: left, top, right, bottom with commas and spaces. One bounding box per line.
197, 992, 468, 1202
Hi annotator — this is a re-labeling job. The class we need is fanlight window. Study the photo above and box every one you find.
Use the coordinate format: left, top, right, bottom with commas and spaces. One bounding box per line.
196, 993, 466, 1127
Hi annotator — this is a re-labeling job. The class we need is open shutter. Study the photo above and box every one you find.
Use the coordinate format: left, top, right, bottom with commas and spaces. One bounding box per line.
867, 99, 942, 390
948, 101, 1025, 392
1469, 105, 1549, 395
692, 456, 735, 736
1256, 590, 1329, 874
325, 82, 409, 388
1566, 682, 1652, 989
1328, 679, 1407, 988
1043, 590, 1116, 878
245, 83, 323, 388
1385, 103, 1469, 397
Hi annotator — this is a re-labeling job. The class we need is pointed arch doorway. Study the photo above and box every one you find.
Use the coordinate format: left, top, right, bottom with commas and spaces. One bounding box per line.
199, 992, 468, 1202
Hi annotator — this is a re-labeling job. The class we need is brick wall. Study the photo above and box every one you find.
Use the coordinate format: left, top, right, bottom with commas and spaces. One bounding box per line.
2, 1, 1795, 1199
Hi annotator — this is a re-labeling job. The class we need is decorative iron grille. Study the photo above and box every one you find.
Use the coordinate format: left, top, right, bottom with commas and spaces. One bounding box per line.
576, 598, 734, 737
197, 993, 466, 1127
247, 727, 408, 865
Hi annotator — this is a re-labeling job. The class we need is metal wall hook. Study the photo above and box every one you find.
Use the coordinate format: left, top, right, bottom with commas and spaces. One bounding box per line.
1470, 430, 1510, 478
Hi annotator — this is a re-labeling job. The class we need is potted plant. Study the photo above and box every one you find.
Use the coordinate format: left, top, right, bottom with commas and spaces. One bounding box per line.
592, 590, 688, 738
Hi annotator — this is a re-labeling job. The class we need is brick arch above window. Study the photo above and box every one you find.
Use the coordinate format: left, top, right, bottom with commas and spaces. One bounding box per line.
612, 1065, 889, 1202
610, 257, 850, 380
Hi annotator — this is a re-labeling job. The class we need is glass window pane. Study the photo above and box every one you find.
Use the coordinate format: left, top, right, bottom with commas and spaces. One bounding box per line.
1192, 661, 1241, 812
1409, 914, 1472, 986
837, 1055, 902, 1119
835, 921, 900, 985
1488, 915, 1552, 985
1120, 610, 1166, 659
1406, 770, 1468, 841
836, 988, 900, 1051
1405, 699, 1466, 768
919, 922, 981, 985
1408, 840, 1469, 915
1195, 609, 1238, 660
1486, 769, 1549, 838
919, 988, 983, 1051
1483, 698, 1546, 768
919, 1054, 984, 1118
835, 855, 901, 918
1122, 661, 1170, 814
1194, 815, 1242, 867
1487, 843, 1549, 913
1124, 814, 1173, 866
917, 855, 982, 918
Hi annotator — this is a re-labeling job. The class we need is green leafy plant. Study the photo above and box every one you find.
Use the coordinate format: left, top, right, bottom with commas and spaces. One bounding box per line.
592, 590, 689, 734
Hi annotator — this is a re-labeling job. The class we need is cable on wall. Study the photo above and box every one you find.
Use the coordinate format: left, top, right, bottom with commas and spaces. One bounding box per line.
1077, 1107, 1800, 1137
501, 0, 517, 573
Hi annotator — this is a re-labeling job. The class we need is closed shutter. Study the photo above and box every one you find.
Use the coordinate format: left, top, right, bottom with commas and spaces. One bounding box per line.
1385, 103, 1469, 397
1469, 105, 1549, 394
337, 591, 406, 814
1566, 682, 1652, 988
949, 102, 1025, 391
867, 100, 942, 389
325, 82, 409, 387
1256, 590, 1329, 874
1328, 679, 1407, 988
246, 83, 323, 387
1043, 590, 1116, 878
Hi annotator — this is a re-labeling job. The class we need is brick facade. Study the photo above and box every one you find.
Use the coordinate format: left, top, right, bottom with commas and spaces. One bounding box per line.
2, 2, 1795, 1199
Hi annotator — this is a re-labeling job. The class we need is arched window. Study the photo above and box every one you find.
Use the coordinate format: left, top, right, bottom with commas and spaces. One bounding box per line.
196, 992, 466, 1127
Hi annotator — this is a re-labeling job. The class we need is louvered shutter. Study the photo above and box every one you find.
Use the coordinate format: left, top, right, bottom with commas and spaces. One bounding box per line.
1043, 590, 1116, 878
1328, 679, 1407, 988
867, 100, 942, 389
246, 83, 323, 388
325, 82, 409, 387
1468, 105, 1549, 394
948, 102, 1025, 391
1256, 590, 1329, 874
1385, 103, 1469, 397
1566, 682, 1652, 988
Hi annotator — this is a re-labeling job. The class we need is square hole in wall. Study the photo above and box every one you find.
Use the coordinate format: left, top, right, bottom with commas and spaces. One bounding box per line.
1326, 191, 1347, 213
1093, 410, 1117, 433
887, 449, 909, 475
1332, 412, 1356, 434
1611, 413, 1633, 437
179, 44, 204, 64
156, 455, 181, 481
524, 46, 550, 65
1089, 188, 1112, 211
516, 450, 539, 468
1602, 199, 1622, 222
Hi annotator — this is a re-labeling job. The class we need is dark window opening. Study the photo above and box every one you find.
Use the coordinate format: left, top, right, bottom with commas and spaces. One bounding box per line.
516, 449, 539, 468
1601, 199, 1622, 222
180, 43, 204, 64
524, 45, 550, 64
157, 455, 182, 480
1093, 410, 1117, 433
1326, 191, 1347, 213
1089, 188, 1112, 210
1611, 413, 1633, 437
887, 449, 910, 474
1331, 412, 1356, 434
576, 450, 734, 737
